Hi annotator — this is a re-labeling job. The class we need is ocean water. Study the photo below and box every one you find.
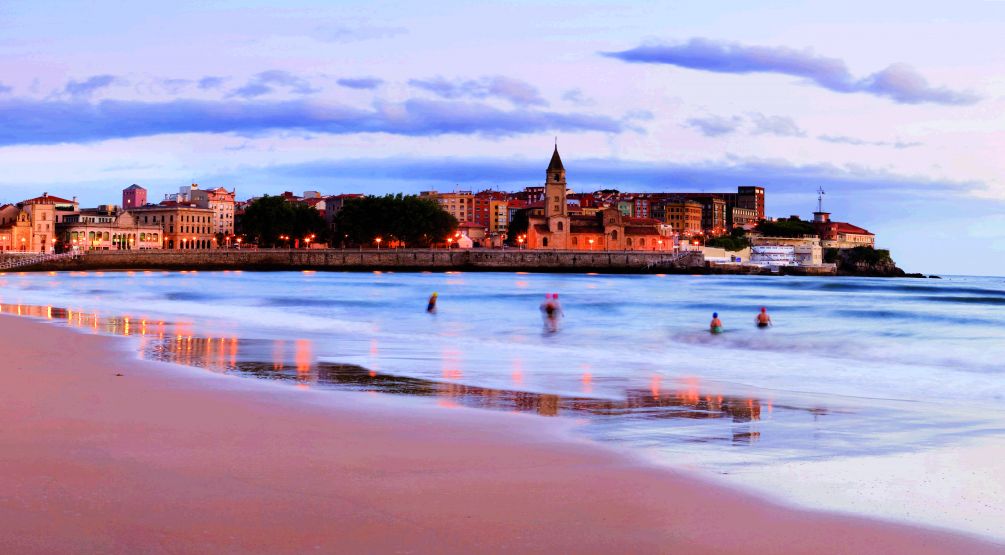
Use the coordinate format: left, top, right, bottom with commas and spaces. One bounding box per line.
2, 269, 1004, 539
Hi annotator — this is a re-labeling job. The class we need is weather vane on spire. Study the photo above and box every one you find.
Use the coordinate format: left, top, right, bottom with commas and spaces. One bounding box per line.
817, 186, 826, 213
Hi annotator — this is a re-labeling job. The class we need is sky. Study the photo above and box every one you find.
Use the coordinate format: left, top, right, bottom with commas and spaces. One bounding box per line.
1, 0, 1004, 274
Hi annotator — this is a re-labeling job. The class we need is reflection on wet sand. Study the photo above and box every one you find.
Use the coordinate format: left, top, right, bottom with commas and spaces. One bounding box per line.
141, 331, 772, 438
0, 301, 823, 445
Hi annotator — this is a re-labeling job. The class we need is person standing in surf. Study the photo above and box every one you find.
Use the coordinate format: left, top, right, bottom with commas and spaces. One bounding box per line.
710, 312, 723, 334
427, 292, 438, 314
755, 307, 772, 328
541, 293, 563, 333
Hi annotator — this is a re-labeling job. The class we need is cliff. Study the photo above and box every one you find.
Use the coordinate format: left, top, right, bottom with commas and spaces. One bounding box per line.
825, 247, 917, 277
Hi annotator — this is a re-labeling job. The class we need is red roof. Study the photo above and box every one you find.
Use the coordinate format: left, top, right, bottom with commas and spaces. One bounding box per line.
626, 217, 661, 225
834, 222, 874, 236
304, 197, 325, 207
20, 193, 76, 205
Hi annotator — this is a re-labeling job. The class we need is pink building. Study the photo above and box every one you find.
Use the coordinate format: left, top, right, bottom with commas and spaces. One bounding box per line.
122, 184, 147, 209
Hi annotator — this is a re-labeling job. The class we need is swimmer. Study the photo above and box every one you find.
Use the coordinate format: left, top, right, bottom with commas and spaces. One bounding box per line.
755, 307, 772, 328
427, 292, 438, 314
710, 312, 723, 334
540, 293, 563, 332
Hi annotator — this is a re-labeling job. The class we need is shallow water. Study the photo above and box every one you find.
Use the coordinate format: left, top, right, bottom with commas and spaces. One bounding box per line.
2, 269, 1003, 539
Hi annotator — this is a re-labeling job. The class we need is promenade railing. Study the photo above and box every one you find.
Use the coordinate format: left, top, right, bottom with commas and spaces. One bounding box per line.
0, 251, 82, 271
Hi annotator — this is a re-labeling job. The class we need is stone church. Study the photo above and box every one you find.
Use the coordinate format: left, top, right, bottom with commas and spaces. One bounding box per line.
526, 147, 671, 251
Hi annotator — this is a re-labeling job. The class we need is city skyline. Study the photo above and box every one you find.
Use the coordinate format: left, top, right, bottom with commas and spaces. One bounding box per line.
1, 1, 1003, 274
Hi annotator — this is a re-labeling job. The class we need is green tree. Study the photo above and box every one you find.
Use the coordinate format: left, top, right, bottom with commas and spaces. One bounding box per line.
706, 227, 750, 251
334, 194, 458, 247
238, 195, 329, 247
755, 219, 817, 238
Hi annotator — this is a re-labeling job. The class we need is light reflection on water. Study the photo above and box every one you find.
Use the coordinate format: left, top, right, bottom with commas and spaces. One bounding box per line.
0, 300, 831, 450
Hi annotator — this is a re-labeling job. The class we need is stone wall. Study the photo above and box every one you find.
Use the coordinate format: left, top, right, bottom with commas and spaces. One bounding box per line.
29, 248, 705, 274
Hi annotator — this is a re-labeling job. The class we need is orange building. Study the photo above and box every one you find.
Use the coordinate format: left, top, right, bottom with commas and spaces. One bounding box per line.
526, 147, 671, 251
127, 203, 218, 249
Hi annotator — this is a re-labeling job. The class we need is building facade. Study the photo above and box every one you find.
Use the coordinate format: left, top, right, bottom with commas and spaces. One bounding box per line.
813, 212, 875, 249
58, 209, 163, 251
659, 200, 703, 237
190, 186, 236, 236
127, 204, 218, 249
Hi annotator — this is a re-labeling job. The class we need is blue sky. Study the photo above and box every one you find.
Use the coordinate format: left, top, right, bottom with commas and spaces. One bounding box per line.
1, 0, 1003, 274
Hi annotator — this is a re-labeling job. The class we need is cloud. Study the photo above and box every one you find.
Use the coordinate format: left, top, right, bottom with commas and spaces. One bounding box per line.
229, 70, 319, 98
158, 78, 193, 94
605, 38, 979, 106
0, 97, 625, 146
685, 115, 743, 137
337, 77, 384, 90
63, 75, 121, 98
562, 88, 595, 106
198, 76, 227, 90
818, 134, 922, 149
0, 82, 12, 94
748, 113, 805, 137
409, 76, 548, 107
310, 24, 407, 43
684, 112, 804, 137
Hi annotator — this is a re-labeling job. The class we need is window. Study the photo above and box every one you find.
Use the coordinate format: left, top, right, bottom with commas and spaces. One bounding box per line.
611, 230, 618, 240
626, 237, 632, 246
557, 221, 564, 231
639, 238, 645, 247
572, 237, 578, 245
542, 237, 549, 247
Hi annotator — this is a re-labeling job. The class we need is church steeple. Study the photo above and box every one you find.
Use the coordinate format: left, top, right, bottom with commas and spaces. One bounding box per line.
544, 144, 567, 217
548, 145, 564, 172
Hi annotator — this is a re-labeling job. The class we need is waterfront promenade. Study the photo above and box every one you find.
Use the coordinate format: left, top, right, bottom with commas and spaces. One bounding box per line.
22, 248, 707, 273
7, 248, 835, 275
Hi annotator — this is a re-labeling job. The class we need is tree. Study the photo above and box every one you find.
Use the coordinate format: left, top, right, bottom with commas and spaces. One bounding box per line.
334, 194, 457, 247
706, 227, 749, 251
755, 219, 817, 238
505, 208, 530, 246
238, 195, 329, 247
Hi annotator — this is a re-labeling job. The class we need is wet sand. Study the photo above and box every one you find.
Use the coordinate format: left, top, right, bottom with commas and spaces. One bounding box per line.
0, 314, 1001, 554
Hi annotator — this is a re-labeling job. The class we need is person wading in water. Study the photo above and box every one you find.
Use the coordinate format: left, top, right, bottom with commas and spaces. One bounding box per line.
755, 307, 772, 328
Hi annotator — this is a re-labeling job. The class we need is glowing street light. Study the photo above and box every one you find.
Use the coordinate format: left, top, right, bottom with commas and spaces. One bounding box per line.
375, 237, 382, 249
588, 238, 594, 250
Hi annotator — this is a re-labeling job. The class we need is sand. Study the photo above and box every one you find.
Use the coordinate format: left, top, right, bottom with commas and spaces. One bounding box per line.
0, 313, 1001, 554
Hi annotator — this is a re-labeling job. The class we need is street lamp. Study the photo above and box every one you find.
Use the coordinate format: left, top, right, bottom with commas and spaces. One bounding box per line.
588, 238, 594, 251
375, 237, 382, 250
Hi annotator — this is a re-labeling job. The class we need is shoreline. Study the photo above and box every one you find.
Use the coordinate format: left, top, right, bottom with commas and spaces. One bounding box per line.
0, 248, 898, 276
1, 313, 1001, 553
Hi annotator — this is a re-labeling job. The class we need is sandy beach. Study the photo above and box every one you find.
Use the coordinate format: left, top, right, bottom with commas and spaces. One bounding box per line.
1, 313, 1001, 554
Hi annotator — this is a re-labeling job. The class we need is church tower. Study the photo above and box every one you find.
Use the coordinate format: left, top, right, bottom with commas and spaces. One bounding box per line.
544, 145, 567, 217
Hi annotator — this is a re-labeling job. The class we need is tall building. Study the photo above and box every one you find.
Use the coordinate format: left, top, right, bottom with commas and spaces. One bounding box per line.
122, 184, 147, 210
189, 187, 236, 236
738, 186, 766, 221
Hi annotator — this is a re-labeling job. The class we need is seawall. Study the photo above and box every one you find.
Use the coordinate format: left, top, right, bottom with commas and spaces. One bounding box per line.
25, 249, 707, 274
